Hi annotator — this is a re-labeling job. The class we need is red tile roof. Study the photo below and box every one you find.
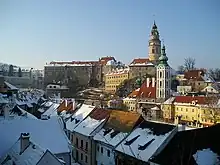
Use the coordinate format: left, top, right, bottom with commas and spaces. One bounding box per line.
174, 96, 207, 104
105, 110, 142, 132
129, 80, 156, 99
99, 56, 116, 65
130, 58, 149, 65
57, 100, 75, 112
184, 70, 205, 81
89, 108, 111, 120
50, 61, 99, 65
57, 101, 66, 112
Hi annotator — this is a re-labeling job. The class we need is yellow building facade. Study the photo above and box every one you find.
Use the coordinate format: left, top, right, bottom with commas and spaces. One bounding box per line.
105, 68, 129, 93
162, 96, 219, 127
123, 98, 137, 111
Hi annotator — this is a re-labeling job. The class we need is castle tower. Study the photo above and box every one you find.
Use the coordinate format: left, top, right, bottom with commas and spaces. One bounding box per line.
156, 45, 171, 101
148, 21, 161, 63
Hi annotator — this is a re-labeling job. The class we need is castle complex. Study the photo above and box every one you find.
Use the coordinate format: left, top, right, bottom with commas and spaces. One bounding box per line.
44, 21, 172, 100
105, 21, 172, 101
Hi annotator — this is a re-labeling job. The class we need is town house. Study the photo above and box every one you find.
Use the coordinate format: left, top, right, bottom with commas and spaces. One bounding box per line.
71, 108, 110, 165
115, 120, 177, 165
93, 110, 143, 165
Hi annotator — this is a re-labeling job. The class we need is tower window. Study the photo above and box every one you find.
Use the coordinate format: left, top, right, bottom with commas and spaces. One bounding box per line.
152, 49, 155, 54
160, 71, 162, 77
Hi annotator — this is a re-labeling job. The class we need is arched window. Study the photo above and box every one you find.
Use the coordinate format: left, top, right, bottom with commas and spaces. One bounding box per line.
152, 49, 155, 54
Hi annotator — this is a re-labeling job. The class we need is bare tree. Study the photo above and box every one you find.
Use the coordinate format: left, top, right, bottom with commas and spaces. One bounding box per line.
204, 95, 220, 124
208, 68, 220, 81
184, 57, 195, 71
177, 65, 185, 73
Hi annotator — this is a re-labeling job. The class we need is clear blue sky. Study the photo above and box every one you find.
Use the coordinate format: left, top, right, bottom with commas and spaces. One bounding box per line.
0, 0, 219, 69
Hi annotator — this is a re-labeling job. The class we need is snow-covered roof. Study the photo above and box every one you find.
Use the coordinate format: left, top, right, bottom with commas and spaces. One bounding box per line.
163, 97, 175, 104
66, 104, 95, 132
202, 73, 215, 83
93, 128, 128, 147
4, 81, 18, 90
0, 95, 8, 104
193, 148, 219, 165
93, 110, 141, 147
73, 109, 110, 136
0, 116, 70, 157
106, 68, 129, 76
0, 137, 63, 165
151, 106, 160, 111
115, 121, 176, 163
41, 103, 60, 117
106, 60, 116, 66
13, 106, 37, 119
0, 138, 45, 165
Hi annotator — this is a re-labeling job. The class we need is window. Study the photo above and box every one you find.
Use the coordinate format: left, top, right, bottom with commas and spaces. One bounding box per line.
97, 145, 99, 152
107, 149, 110, 157
192, 109, 194, 112
186, 108, 188, 112
101, 147, 103, 154
81, 140, 83, 148
76, 150, 79, 161
85, 155, 88, 163
85, 142, 88, 151
152, 48, 155, 54
81, 153, 83, 161
76, 138, 78, 147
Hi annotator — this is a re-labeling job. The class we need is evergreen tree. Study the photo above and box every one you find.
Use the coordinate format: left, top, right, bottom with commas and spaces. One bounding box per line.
18, 67, 22, 77
8, 65, 14, 76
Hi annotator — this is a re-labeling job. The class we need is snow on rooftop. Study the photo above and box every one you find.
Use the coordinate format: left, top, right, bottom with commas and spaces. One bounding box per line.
16, 106, 38, 119
202, 73, 215, 83
163, 97, 175, 104
0, 95, 8, 104
193, 148, 220, 165
42, 103, 60, 117
0, 139, 45, 165
115, 122, 176, 163
66, 104, 95, 132
0, 117, 70, 157
93, 128, 128, 147
4, 81, 18, 90
73, 116, 106, 136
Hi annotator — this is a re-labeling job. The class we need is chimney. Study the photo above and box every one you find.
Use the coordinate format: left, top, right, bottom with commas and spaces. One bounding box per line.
182, 123, 186, 131
72, 99, 76, 110
20, 133, 30, 154
152, 77, 155, 87
146, 78, 150, 87
65, 99, 68, 107
3, 105, 10, 119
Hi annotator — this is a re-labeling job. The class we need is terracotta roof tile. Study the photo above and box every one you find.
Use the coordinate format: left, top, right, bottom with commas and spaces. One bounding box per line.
105, 110, 142, 132
89, 108, 111, 120
57, 101, 66, 112
130, 58, 149, 65
129, 80, 156, 99
174, 96, 207, 104
99, 56, 116, 65
184, 70, 205, 81
49, 61, 99, 65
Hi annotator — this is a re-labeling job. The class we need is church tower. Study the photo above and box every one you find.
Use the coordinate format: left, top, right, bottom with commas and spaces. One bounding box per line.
148, 21, 161, 63
156, 45, 171, 101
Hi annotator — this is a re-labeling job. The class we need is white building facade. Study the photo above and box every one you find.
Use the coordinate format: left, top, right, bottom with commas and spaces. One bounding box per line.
156, 45, 171, 101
